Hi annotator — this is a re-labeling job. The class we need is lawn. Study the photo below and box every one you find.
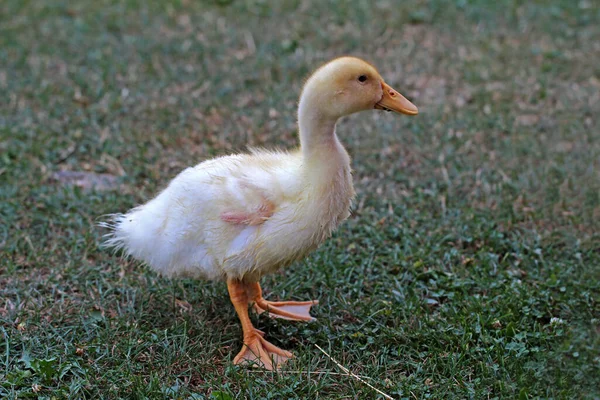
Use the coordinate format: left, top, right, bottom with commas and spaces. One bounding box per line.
1, 0, 599, 398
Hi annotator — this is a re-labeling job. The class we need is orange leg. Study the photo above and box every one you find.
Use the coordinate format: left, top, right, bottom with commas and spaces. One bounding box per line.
227, 279, 292, 370
248, 282, 318, 322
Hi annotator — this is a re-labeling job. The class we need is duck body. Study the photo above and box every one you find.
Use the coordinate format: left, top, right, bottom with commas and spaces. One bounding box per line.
103, 57, 418, 370
106, 141, 353, 282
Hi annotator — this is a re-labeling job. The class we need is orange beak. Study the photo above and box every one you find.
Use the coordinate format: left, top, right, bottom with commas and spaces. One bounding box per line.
375, 81, 418, 116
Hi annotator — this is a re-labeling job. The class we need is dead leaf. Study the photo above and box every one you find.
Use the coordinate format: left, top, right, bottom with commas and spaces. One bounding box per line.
175, 299, 193, 312
516, 114, 540, 127
554, 141, 574, 153
51, 171, 120, 191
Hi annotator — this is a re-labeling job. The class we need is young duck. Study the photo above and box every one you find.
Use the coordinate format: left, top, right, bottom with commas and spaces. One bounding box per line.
103, 57, 418, 370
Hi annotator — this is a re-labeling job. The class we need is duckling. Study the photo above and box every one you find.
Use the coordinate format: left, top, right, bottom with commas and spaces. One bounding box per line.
103, 57, 418, 370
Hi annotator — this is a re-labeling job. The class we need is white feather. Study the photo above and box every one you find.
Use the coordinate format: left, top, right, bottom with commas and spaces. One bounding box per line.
102, 149, 354, 282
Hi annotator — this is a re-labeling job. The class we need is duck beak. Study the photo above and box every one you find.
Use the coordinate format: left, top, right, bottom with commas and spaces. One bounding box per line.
375, 81, 418, 116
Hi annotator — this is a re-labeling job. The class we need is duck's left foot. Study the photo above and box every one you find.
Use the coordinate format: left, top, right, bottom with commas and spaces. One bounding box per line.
228, 279, 294, 370
233, 328, 293, 370
254, 298, 319, 321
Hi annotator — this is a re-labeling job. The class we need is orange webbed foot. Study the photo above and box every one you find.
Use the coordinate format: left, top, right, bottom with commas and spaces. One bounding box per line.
233, 328, 293, 370
254, 298, 319, 322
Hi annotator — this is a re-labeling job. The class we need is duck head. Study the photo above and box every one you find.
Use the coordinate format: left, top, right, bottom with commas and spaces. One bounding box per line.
300, 57, 418, 120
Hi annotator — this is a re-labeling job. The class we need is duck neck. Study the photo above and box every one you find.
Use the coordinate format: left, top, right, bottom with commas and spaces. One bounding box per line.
298, 94, 350, 177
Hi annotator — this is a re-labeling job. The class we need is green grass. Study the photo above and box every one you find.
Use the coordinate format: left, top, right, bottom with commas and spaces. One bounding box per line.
1, 0, 599, 398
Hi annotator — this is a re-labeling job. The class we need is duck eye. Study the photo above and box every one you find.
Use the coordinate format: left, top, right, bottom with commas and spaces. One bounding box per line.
358, 75, 367, 83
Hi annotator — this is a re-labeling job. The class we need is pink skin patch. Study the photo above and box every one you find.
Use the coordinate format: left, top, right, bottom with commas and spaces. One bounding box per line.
220, 199, 275, 226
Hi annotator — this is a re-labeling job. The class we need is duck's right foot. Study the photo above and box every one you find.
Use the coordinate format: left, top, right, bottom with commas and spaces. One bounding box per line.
254, 298, 318, 322
247, 282, 319, 322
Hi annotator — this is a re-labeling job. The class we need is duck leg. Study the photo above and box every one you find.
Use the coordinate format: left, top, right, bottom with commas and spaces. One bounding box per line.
227, 279, 292, 370
248, 282, 318, 322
